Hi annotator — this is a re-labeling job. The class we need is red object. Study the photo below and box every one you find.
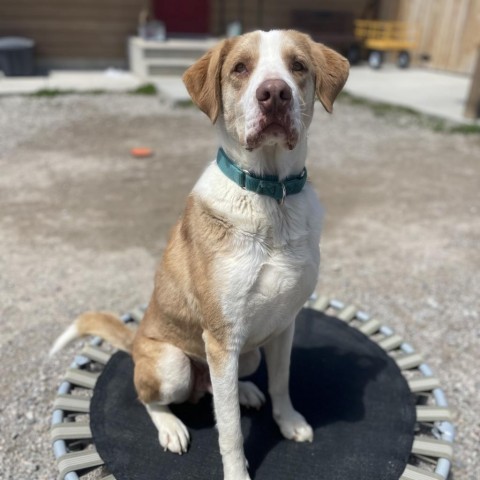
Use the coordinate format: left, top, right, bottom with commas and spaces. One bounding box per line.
130, 147, 153, 158
153, 0, 210, 35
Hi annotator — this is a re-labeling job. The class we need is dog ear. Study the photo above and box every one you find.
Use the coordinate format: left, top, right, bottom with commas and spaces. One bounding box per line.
183, 39, 233, 123
310, 42, 350, 113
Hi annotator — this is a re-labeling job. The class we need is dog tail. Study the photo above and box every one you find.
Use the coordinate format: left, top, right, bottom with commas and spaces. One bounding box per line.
49, 312, 135, 356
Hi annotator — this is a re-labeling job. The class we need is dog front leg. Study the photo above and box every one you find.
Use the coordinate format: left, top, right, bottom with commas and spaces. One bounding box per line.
264, 321, 314, 442
203, 331, 250, 480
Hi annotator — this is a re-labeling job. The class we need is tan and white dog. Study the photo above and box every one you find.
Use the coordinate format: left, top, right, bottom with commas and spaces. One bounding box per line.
51, 30, 349, 480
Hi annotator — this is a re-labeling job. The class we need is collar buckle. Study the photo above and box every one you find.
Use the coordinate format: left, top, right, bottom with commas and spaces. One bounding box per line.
240, 168, 250, 190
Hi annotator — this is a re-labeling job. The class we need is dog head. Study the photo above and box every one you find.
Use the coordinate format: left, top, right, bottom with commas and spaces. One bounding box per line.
183, 30, 349, 153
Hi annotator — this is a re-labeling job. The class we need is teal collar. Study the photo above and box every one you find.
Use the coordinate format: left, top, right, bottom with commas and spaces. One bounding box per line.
216, 148, 307, 204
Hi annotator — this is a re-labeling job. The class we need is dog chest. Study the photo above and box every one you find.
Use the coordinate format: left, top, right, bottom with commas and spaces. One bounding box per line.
215, 205, 321, 348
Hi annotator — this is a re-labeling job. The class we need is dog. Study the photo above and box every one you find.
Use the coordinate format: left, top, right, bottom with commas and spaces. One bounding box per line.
51, 29, 349, 480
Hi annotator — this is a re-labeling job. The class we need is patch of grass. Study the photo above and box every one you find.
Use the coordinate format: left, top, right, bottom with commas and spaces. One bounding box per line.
339, 91, 479, 135
31, 88, 107, 97
131, 83, 157, 95
31, 89, 76, 97
174, 99, 194, 108
30, 84, 158, 97
449, 123, 480, 135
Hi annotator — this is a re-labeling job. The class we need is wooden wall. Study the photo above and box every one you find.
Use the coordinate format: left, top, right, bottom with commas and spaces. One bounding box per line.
395, 0, 480, 74
0, 0, 146, 67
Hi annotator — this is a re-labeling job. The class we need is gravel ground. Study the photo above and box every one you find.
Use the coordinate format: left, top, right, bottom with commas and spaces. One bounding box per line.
0, 93, 478, 480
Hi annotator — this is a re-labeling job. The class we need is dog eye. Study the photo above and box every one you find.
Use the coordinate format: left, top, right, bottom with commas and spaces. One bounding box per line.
292, 61, 306, 72
234, 62, 247, 74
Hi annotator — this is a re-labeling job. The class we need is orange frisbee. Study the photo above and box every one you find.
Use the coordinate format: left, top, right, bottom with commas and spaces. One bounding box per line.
130, 147, 153, 158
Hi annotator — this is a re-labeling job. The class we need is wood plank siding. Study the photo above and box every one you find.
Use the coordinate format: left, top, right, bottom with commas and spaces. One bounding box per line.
396, 0, 480, 74
0, 0, 145, 66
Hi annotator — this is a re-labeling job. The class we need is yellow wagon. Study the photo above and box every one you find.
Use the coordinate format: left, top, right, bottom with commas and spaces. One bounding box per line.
354, 20, 419, 69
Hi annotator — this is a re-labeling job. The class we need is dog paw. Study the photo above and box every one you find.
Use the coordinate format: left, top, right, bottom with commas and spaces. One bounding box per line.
224, 465, 251, 480
158, 416, 190, 454
238, 381, 266, 410
275, 410, 314, 443
224, 474, 251, 480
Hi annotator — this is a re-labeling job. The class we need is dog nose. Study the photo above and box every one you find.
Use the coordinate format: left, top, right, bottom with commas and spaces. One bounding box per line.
256, 79, 292, 114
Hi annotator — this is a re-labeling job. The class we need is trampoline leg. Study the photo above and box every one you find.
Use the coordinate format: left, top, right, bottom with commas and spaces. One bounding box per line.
263, 321, 314, 443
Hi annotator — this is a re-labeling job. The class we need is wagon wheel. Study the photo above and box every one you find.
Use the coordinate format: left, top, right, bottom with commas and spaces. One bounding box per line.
368, 50, 383, 69
397, 51, 411, 69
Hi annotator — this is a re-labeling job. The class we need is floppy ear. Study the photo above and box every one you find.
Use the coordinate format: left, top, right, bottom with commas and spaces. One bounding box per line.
182, 39, 233, 123
310, 42, 350, 113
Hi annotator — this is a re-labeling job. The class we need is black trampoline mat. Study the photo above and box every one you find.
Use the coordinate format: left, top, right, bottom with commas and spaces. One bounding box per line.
91, 309, 415, 480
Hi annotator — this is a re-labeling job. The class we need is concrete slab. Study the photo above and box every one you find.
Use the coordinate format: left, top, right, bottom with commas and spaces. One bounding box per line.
0, 76, 48, 95
47, 70, 142, 92
344, 65, 478, 125
0, 69, 142, 95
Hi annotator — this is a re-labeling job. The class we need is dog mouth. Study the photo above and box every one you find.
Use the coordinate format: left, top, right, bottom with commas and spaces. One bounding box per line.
261, 122, 288, 137
246, 117, 298, 151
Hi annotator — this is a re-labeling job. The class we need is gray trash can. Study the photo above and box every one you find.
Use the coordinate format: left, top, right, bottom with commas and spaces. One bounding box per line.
0, 37, 35, 76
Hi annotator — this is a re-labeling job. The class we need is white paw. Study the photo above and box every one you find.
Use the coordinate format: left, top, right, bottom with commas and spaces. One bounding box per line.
224, 468, 251, 480
158, 416, 190, 454
275, 410, 314, 443
224, 475, 251, 480
238, 381, 266, 410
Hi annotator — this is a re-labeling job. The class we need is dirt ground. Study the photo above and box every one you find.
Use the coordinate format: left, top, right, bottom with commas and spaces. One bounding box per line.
0, 93, 478, 480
